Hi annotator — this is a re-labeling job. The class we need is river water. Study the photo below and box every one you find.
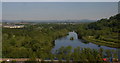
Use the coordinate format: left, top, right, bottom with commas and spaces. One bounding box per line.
52, 31, 117, 53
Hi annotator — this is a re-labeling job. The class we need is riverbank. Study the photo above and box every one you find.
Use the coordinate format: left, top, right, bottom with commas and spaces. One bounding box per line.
75, 14, 120, 49
82, 36, 119, 48
53, 31, 117, 52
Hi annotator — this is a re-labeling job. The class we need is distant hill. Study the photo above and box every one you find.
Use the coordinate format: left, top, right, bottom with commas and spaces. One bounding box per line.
2, 19, 96, 23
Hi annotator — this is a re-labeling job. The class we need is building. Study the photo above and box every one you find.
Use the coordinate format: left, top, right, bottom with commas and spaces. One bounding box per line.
3, 25, 24, 28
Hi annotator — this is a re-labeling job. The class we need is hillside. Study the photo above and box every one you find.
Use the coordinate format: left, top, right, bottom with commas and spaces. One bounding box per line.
77, 13, 120, 48
87, 13, 120, 31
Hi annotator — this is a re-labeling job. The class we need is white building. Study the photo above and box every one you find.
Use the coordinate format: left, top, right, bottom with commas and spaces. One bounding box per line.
3, 25, 24, 28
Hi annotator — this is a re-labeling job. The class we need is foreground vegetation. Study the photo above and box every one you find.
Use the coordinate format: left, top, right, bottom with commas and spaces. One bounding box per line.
1, 46, 119, 63
2, 14, 120, 62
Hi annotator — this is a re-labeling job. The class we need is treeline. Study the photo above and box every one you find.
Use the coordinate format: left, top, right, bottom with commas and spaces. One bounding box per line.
51, 46, 118, 62
76, 14, 120, 48
1, 46, 118, 63
2, 24, 70, 58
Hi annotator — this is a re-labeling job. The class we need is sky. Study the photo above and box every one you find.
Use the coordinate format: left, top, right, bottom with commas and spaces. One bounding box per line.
2, 2, 118, 21
1, 0, 120, 2
0, 2, 1, 21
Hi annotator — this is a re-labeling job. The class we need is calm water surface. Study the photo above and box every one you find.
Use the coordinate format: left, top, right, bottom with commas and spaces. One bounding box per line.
52, 31, 117, 52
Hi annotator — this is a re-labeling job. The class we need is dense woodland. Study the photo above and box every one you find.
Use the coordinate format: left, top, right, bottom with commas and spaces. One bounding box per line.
2, 14, 120, 62
2, 24, 70, 58
76, 14, 120, 48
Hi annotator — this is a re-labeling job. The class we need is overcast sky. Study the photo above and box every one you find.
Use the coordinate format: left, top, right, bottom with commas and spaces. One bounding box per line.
0, 2, 1, 21
2, 2, 118, 21
1, 0, 120, 2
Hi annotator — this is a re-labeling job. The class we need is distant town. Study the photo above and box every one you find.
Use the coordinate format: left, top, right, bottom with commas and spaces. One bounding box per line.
2, 20, 96, 28
2, 22, 29, 28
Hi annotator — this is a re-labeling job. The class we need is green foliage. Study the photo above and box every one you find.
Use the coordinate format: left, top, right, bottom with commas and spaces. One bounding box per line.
2, 24, 69, 58
76, 13, 120, 48
2, 14, 119, 62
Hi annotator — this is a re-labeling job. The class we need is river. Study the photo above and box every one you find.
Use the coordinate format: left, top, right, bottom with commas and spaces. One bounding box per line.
52, 31, 117, 53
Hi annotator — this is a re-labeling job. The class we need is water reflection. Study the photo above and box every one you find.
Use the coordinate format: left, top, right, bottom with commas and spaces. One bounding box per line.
67, 31, 78, 39
52, 31, 116, 52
